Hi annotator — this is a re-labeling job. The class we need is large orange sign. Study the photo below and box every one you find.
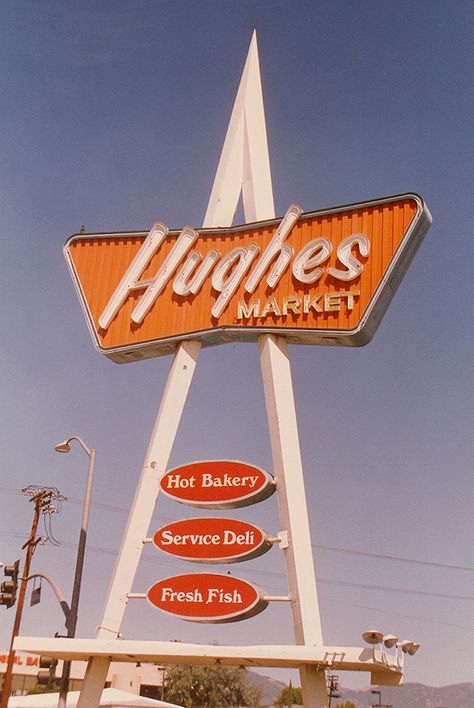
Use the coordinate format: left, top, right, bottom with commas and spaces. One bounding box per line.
65, 193, 431, 362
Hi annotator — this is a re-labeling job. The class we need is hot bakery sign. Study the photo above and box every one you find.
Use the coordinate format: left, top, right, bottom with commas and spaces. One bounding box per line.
144, 460, 276, 623
64, 193, 431, 363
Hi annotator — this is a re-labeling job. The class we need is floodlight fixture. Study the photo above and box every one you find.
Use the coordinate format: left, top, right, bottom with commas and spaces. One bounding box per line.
383, 634, 399, 648
362, 629, 384, 645
407, 641, 420, 655
401, 640, 420, 655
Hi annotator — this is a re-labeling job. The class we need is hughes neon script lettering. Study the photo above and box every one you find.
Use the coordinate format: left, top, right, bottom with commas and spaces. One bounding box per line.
99, 204, 370, 328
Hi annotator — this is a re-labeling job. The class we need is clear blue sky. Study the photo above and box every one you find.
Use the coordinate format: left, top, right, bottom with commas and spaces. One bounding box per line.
1, 0, 473, 692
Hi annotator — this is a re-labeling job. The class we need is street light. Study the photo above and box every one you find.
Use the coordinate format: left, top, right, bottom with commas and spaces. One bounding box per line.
55, 436, 93, 456
54, 436, 96, 708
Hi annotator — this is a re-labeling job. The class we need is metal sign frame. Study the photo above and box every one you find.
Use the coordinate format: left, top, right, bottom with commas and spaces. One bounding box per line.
15, 32, 420, 708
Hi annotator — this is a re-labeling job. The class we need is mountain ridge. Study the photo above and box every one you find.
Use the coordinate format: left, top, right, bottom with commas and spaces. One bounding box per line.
247, 673, 474, 707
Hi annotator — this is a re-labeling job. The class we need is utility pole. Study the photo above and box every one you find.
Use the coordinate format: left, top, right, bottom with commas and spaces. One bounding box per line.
0, 490, 54, 707
371, 689, 392, 708
327, 674, 341, 708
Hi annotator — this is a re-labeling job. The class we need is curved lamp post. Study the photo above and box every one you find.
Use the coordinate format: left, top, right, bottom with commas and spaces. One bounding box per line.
54, 436, 96, 708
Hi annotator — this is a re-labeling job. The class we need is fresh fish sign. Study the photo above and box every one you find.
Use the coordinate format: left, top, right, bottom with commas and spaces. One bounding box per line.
147, 573, 268, 623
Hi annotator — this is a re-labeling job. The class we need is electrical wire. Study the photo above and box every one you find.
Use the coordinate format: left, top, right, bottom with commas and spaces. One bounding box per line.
319, 596, 474, 632
314, 543, 474, 573
20, 539, 471, 603
52, 494, 474, 573
1, 532, 472, 632
2, 487, 473, 573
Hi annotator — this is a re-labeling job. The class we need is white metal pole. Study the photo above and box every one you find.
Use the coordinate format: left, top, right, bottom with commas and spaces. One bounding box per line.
259, 334, 327, 707
76, 657, 110, 707
77, 339, 201, 708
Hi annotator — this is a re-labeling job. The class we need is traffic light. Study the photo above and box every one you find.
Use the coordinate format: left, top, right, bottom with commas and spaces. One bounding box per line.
0, 560, 20, 608
37, 655, 58, 686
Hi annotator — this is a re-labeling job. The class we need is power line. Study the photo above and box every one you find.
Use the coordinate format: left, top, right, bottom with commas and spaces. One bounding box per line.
316, 577, 474, 602
30, 541, 474, 631
18, 538, 471, 603
314, 542, 474, 573
50, 544, 474, 631
2, 528, 472, 633
319, 596, 474, 632
0, 488, 175, 523
2, 487, 472, 573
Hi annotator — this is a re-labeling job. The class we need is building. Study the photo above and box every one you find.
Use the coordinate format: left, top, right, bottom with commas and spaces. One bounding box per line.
0, 651, 165, 700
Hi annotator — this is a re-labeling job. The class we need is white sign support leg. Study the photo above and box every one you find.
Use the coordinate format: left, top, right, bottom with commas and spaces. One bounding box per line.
77, 339, 201, 708
75, 657, 110, 707
205, 33, 328, 705
259, 334, 327, 707
300, 665, 330, 707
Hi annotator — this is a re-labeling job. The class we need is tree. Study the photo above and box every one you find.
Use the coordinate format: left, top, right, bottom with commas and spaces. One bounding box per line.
27, 685, 59, 695
163, 663, 261, 707
334, 701, 357, 708
274, 682, 303, 706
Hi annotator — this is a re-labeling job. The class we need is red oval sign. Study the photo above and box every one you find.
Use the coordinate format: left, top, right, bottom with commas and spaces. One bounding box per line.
153, 518, 271, 563
147, 573, 268, 623
160, 460, 275, 508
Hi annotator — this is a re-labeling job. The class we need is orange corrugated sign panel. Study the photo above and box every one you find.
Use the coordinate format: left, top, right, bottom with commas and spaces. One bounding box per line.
64, 193, 431, 363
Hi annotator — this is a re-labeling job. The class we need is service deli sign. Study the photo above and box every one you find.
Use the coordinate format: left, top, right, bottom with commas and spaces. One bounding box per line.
153, 518, 271, 563
64, 194, 431, 362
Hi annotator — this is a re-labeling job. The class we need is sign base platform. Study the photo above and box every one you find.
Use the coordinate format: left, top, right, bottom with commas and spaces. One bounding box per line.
14, 636, 402, 685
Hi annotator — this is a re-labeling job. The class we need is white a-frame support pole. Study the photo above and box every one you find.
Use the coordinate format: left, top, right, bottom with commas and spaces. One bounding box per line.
77, 340, 201, 707
205, 30, 327, 707
259, 335, 327, 707
203, 30, 274, 227
78, 31, 327, 708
